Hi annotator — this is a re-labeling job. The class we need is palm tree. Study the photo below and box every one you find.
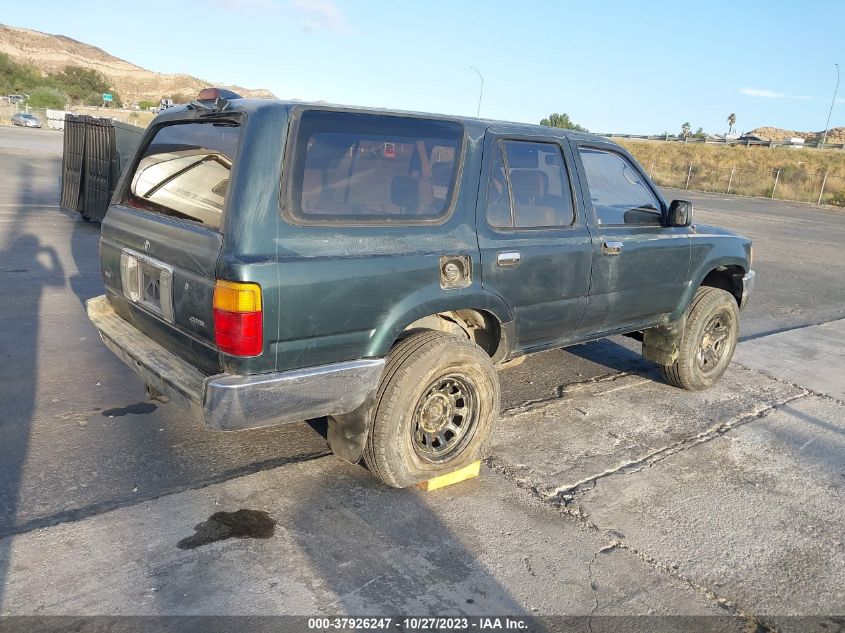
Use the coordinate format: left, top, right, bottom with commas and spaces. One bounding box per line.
727, 113, 737, 134
681, 122, 691, 138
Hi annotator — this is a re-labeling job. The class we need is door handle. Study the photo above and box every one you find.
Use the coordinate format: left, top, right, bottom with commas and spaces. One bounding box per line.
602, 241, 623, 256
496, 251, 521, 267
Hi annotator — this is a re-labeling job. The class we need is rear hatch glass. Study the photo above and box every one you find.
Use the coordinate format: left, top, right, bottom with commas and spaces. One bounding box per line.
101, 120, 242, 373
124, 121, 240, 230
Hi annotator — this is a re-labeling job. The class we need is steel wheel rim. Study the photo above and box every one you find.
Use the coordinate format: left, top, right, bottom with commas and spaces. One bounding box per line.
697, 309, 734, 373
412, 373, 479, 463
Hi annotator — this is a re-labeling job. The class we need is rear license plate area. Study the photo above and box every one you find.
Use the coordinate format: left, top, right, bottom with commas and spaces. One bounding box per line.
120, 249, 175, 323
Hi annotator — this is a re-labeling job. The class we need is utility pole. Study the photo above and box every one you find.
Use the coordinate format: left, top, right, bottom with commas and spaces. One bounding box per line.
469, 66, 484, 118
821, 63, 840, 146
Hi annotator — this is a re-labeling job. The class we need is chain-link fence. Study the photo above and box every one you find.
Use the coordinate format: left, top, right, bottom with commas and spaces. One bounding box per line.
644, 160, 845, 207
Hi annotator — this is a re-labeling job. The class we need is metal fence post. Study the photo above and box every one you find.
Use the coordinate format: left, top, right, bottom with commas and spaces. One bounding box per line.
771, 169, 781, 199
726, 167, 735, 194
818, 171, 829, 205
685, 164, 694, 189
649, 160, 655, 178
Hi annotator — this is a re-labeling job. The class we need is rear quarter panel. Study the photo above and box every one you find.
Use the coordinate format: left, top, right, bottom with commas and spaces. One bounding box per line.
222, 112, 511, 374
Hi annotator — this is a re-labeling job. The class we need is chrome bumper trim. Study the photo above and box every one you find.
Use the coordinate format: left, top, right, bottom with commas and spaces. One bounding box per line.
87, 295, 385, 432
740, 270, 755, 309
203, 359, 385, 431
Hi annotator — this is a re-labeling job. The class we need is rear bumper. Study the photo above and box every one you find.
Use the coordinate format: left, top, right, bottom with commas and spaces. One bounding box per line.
86, 295, 385, 431
740, 270, 755, 309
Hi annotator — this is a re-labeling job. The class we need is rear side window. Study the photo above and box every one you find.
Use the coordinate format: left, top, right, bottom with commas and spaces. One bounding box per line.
486, 140, 575, 229
285, 110, 464, 223
578, 147, 662, 226
124, 121, 240, 230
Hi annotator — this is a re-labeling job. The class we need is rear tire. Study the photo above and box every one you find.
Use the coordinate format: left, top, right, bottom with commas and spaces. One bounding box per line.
662, 287, 739, 390
364, 330, 499, 488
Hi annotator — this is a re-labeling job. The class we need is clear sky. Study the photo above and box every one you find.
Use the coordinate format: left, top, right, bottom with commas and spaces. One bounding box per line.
4, 0, 843, 135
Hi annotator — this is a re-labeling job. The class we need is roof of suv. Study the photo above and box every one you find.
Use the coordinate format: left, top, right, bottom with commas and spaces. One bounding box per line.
168, 97, 611, 145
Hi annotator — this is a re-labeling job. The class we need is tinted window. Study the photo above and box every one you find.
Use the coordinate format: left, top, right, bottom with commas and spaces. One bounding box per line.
124, 122, 240, 229
286, 110, 463, 222
487, 140, 574, 228
578, 147, 662, 226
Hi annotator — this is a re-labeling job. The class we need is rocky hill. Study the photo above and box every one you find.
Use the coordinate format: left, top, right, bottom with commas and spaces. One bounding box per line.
747, 126, 845, 144
0, 23, 275, 104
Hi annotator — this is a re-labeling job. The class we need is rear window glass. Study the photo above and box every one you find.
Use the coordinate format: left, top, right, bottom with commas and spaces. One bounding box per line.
285, 110, 464, 223
124, 121, 240, 229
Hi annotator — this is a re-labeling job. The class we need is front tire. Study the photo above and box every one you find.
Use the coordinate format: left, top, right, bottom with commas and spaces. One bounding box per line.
364, 330, 499, 488
662, 287, 739, 391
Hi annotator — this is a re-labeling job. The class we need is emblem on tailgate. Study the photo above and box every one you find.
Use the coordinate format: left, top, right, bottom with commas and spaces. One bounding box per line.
189, 316, 206, 329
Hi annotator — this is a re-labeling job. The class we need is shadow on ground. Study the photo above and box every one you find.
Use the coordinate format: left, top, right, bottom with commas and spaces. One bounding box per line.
0, 161, 64, 606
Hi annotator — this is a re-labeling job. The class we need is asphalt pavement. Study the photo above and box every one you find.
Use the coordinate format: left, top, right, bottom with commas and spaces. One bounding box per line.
0, 126, 842, 628
665, 187, 845, 337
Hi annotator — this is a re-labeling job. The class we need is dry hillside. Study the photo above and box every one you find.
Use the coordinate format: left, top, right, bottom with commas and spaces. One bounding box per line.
746, 126, 845, 144
0, 23, 275, 104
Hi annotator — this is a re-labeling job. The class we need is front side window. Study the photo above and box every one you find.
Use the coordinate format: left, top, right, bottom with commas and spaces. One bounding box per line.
124, 121, 240, 230
285, 110, 464, 223
578, 147, 662, 226
486, 140, 575, 229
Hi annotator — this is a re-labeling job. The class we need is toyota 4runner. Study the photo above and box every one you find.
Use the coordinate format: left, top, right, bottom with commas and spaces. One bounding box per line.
87, 89, 755, 487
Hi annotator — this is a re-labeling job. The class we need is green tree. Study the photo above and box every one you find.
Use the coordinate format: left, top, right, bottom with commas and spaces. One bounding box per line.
0, 55, 123, 107
540, 112, 588, 132
727, 112, 736, 134
693, 126, 707, 139
50, 65, 121, 107
138, 99, 157, 110
0, 52, 41, 94
27, 87, 66, 109
681, 121, 692, 138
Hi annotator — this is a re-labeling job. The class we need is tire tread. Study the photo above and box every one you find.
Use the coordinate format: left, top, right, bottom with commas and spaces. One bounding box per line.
364, 330, 498, 487
661, 286, 738, 390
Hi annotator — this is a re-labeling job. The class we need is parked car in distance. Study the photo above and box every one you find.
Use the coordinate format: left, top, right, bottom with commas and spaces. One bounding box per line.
11, 112, 42, 128
87, 88, 755, 488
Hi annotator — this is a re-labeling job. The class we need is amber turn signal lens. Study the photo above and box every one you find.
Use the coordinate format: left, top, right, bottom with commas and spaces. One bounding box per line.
213, 280, 262, 313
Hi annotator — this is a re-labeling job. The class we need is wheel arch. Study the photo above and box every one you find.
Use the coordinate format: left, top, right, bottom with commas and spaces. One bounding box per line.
366, 288, 514, 363
670, 257, 748, 321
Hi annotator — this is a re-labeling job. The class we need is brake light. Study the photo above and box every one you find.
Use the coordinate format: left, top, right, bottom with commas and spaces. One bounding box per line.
213, 280, 263, 356
196, 87, 243, 103
197, 88, 222, 101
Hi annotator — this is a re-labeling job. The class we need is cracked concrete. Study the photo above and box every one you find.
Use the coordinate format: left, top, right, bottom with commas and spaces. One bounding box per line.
489, 365, 805, 499
0, 457, 739, 620
2, 337, 839, 625
576, 394, 845, 630
548, 389, 809, 502
485, 325, 844, 628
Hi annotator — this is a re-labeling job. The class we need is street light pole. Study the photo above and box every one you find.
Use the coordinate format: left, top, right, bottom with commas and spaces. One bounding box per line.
469, 66, 484, 118
821, 63, 839, 146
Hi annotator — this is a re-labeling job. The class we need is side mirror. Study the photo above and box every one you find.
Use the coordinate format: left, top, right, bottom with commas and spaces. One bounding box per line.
668, 200, 693, 227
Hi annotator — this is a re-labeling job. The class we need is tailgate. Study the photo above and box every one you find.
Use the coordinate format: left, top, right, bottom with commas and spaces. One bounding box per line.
99, 119, 241, 375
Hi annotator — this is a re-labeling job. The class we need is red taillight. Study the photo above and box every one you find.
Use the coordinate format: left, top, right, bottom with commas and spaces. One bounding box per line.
213, 281, 263, 356
197, 87, 221, 101
197, 87, 243, 102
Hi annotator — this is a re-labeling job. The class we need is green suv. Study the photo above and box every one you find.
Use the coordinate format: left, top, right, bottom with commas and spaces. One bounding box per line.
87, 89, 755, 487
